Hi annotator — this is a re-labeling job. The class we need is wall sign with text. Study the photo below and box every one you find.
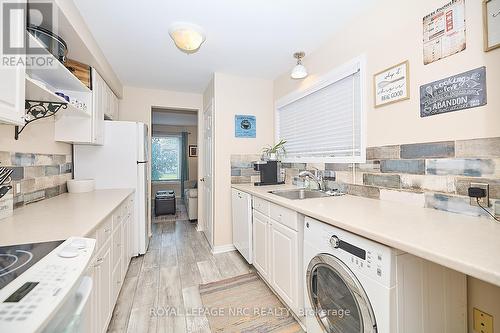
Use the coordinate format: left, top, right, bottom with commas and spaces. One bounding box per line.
234, 115, 256, 138
373, 61, 410, 108
423, 0, 466, 65
420, 66, 487, 117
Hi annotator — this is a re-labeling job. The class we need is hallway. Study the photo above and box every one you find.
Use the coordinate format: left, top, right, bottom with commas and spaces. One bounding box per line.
107, 208, 253, 333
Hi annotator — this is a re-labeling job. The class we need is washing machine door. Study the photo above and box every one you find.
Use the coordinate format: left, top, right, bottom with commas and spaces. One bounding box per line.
306, 254, 377, 333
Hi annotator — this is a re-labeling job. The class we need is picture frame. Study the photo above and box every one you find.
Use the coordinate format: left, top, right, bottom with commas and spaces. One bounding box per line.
373, 60, 410, 108
188, 145, 198, 157
483, 0, 500, 51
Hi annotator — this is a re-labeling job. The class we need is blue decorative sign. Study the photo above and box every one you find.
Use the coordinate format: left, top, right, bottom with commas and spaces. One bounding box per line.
235, 115, 256, 138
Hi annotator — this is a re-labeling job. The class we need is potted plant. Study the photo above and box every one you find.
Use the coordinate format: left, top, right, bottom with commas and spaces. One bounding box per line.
262, 139, 287, 161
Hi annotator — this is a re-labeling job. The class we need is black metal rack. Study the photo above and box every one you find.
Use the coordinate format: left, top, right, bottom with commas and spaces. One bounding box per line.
15, 100, 67, 140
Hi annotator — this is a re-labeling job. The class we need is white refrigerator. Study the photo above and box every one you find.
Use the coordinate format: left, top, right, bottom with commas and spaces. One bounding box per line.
74, 121, 150, 255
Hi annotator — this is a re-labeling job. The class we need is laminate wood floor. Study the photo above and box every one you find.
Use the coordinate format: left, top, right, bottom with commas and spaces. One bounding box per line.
107, 211, 253, 333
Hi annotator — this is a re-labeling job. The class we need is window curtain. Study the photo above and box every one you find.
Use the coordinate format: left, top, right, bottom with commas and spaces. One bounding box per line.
180, 132, 189, 197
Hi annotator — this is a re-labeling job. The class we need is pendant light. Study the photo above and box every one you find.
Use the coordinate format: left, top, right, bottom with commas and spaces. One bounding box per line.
169, 22, 206, 54
291, 52, 308, 79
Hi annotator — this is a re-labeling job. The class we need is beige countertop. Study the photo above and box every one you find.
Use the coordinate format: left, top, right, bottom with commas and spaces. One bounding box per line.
0, 189, 134, 246
232, 183, 500, 287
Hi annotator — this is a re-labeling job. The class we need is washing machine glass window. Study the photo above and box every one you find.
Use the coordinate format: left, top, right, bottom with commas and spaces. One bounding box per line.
306, 254, 377, 333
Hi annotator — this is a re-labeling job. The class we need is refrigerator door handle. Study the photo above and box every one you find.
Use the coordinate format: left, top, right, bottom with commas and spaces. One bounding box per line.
137, 161, 148, 164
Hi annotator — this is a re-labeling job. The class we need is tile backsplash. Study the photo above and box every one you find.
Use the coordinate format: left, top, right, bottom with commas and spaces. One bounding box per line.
231, 137, 500, 218
0, 151, 72, 219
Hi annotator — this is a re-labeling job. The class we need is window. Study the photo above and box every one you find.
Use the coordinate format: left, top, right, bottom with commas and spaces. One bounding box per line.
276, 57, 365, 163
151, 135, 181, 181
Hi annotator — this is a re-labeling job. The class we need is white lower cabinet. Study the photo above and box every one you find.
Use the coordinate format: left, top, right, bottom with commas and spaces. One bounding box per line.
97, 244, 112, 332
86, 194, 134, 333
251, 197, 303, 317
270, 220, 299, 313
252, 210, 270, 280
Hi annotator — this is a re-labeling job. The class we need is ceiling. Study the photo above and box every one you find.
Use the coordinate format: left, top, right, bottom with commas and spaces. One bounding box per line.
152, 109, 198, 126
73, 0, 375, 93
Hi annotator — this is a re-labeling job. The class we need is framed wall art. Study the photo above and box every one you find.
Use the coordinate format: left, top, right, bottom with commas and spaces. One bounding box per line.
373, 60, 410, 108
234, 115, 256, 138
420, 66, 487, 117
483, 0, 500, 51
423, 0, 466, 65
188, 145, 198, 157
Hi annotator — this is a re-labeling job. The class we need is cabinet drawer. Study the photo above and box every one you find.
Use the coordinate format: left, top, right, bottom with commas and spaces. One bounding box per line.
270, 203, 298, 231
97, 216, 113, 248
253, 197, 270, 215
112, 204, 125, 229
112, 224, 123, 270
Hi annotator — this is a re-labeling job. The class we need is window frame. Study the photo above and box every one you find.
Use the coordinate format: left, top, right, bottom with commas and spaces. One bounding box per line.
275, 55, 367, 164
151, 133, 182, 182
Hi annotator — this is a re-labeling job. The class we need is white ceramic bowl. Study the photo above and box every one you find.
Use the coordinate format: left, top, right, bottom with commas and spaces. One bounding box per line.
67, 179, 95, 193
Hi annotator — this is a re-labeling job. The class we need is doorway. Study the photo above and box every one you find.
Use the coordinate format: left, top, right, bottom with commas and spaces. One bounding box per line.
150, 108, 199, 222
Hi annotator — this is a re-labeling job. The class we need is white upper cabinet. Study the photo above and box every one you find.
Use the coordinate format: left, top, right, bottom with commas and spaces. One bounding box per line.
54, 68, 109, 144
0, 0, 26, 126
104, 84, 119, 120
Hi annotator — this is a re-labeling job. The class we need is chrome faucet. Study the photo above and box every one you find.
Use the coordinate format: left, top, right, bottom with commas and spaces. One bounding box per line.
298, 169, 324, 191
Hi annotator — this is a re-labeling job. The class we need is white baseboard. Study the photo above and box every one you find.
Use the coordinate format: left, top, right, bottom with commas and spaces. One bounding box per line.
211, 244, 236, 254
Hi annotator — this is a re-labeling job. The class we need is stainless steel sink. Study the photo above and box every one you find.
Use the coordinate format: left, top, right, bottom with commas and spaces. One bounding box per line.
269, 188, 333, 200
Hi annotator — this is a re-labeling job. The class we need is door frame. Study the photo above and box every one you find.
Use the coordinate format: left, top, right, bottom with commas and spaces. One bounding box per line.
200, 98, 215, 247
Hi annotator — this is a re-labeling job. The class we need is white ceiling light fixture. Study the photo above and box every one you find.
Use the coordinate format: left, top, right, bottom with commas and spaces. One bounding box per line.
291, 51, 308, 79
168, 22, 206, 54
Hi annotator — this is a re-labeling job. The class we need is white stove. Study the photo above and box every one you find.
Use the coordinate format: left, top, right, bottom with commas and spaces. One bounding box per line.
0, 237, 95, 333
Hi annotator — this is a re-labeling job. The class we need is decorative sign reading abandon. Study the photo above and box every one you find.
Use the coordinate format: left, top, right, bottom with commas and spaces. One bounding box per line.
374, 61, 410, 108
235, 115, 256, 138
420, 66, 487, 117
423, 0, 466, 65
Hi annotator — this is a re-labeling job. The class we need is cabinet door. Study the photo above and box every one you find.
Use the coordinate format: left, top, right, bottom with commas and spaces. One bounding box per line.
87, 263, 99, 333
0, 0, 25, 125
97, 244, 112, 333
252, 210, 270, 280
91, 69, 105, 144
270, 220, 298, 311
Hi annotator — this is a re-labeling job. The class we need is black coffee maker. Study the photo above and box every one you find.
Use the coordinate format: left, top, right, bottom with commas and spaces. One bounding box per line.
253, 160, 285, 186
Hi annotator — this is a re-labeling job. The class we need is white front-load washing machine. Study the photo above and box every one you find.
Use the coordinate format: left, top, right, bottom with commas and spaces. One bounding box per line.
303, 217, 467, 333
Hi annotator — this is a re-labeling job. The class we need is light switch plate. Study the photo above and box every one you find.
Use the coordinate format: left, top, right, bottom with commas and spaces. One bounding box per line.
473, 308, 493, 333
470, 183, 489, 207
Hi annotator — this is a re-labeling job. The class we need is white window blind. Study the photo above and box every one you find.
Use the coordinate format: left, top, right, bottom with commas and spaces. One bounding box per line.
277, 64, 363, 163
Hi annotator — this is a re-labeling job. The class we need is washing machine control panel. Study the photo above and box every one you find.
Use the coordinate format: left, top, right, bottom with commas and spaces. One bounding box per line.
305, 217, 395, 287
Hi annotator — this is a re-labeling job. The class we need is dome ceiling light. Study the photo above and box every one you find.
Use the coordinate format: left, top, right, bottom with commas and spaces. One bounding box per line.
291, 51, 308, 79
168, 22, 206, 54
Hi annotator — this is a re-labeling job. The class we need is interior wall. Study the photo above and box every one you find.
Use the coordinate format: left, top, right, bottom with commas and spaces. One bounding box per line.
272, 0, 500, 330
212, 73, 274, 247
118, 86, 203, 229
274, 0, 500, 147
0, 118, 71, 155
151, 124, 198, 198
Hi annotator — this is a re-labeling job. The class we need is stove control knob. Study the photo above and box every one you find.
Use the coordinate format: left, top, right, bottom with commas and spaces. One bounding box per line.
58, 246, 79, 258
330, 235, 340, 248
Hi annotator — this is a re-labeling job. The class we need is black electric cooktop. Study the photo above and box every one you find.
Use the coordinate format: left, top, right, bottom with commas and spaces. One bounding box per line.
0, 240, 64, 290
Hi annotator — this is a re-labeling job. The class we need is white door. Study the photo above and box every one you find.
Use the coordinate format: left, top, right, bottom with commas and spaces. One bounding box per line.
0, 0, 25, 125
202, 99, 214, 247
270, 220, 298, 311
252, 210, 270, 280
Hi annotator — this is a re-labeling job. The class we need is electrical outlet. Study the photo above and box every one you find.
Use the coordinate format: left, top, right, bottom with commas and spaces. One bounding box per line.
473, 308, 493, 333
470, 183, 489, 207
16, 183, 21, 193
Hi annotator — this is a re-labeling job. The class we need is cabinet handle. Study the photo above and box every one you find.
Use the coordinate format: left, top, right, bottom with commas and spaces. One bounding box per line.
94, 258, 103, 267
